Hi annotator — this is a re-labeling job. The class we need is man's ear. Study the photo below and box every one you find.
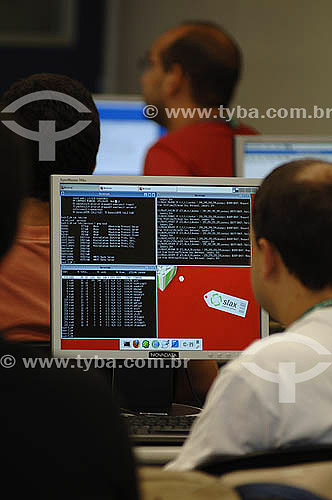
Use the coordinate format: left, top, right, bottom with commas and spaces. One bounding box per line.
257, 237, 279, 279
163, 63, 185, 96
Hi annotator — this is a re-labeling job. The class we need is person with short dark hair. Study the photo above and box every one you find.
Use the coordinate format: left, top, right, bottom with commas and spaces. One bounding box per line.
167, 159, 332, 471
251, 159, 332, 293
0, 73, 100, 342
2, 72, 100, 201
0, 122, 138, 500
141, 21, 257, 176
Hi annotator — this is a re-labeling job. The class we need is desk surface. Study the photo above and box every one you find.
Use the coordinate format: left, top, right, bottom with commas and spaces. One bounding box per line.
134, 445, 181, 465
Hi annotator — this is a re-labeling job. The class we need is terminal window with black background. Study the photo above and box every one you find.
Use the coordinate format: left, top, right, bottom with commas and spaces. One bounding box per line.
60, 184, 261, 352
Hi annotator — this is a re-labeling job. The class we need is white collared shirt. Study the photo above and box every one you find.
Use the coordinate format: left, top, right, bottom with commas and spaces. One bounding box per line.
166, 308, 332, 471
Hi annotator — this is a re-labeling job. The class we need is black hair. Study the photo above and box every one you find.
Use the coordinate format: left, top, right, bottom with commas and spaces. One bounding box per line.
1, 73, 100, 201
252, 159, 332, 290
0, 122, 30, 259
160, 21, 242, 107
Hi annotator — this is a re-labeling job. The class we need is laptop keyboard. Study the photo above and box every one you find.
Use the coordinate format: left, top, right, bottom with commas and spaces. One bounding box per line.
125, 414, 198, 444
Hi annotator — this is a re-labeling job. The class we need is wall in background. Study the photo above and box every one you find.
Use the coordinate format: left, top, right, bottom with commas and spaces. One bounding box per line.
0, 0, 106, 95
2, 0, 331, 135
108, 0, 332, 135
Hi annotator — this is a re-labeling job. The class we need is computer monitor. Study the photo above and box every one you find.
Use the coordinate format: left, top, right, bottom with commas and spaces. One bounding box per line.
93, 95, 164, 176
234, 135, 332, 178
51, 175, 268, 363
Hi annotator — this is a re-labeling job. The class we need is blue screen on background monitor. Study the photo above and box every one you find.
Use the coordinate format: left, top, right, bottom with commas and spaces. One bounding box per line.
94, 96, 164, 176
234, 135, 332, 178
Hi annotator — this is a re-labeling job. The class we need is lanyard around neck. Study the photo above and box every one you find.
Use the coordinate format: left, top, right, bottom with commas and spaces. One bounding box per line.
299, 298, 332, 321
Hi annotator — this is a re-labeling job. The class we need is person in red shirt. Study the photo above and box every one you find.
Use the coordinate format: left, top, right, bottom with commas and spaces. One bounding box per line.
140, 21, 257, 176
140, 22, 257, 401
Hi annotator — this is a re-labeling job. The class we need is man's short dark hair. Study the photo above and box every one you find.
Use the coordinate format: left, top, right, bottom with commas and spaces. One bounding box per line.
252, 159, 332, 290
160, 21, 242, 107
1, 73, 100, 201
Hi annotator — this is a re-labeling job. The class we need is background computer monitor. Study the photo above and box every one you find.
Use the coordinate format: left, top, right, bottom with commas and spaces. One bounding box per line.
234, 135, 332, 178
93, 95, 164, 176
51, 175, 269, 364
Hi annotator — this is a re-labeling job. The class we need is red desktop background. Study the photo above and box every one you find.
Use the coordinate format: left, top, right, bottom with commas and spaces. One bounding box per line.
157, 265, 260, 350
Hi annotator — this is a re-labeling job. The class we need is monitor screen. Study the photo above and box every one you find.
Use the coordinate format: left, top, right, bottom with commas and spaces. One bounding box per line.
51, 175, 269, 361
234, 135, 332, 178
93, 95, 163, 176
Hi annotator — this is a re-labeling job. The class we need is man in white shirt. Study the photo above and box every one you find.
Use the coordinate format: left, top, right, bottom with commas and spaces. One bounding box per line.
167, 158, 332, 471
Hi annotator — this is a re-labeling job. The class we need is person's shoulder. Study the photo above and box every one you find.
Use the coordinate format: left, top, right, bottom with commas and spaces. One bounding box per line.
235, 315, 329, 369
218, 330, 296, 380
152, 121, 240, 148
152, 123, 205, 146
157, 120, 258, 141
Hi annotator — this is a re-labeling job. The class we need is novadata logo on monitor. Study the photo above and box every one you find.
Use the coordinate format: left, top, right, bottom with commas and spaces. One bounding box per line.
149, 352, 179, 359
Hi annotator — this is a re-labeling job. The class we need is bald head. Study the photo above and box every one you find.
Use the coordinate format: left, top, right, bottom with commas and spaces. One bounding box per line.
253, 159, 332, 290
156, 21, 242, 107
163, 21, 241, 68
295, 160, 332, 183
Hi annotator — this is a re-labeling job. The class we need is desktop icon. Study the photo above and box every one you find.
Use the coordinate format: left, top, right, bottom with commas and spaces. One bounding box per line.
123, 341, 131, 347
152, 340, 160, 348
142, 340, 150, 348
171, 340, 179, 348
133, 340, 140, 348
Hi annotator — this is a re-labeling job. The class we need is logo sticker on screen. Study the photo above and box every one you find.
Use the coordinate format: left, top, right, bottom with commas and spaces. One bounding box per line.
204, 290, 248, 318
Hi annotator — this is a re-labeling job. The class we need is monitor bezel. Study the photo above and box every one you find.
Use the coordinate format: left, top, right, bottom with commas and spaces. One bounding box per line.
51, 174, 269, 360
234, 135, 332, 177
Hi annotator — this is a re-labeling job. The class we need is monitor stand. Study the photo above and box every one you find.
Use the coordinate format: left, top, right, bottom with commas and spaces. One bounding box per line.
112, 362, 201, 416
